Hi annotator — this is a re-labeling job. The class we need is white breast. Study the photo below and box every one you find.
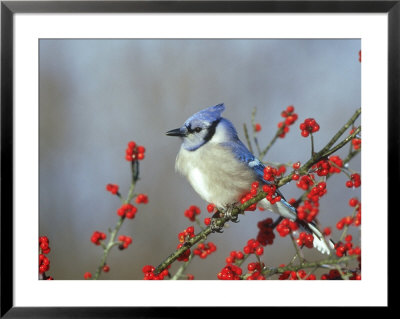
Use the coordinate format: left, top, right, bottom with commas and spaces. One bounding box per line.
187, 167, 212, 202
175, 142, 256, 209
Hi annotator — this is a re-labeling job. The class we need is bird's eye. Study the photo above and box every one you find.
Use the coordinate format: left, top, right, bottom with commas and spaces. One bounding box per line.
194, 127, 202, 133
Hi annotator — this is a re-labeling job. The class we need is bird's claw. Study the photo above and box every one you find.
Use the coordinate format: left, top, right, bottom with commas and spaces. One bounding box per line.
224, 205, 239, 223
210, 218, 224, 233
209, 205, 240, 233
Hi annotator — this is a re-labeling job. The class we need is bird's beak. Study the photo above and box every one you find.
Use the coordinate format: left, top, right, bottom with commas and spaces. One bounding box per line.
166, 128, 185, 137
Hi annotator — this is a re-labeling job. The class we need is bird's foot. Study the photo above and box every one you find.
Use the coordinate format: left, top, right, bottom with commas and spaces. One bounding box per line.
210, 213, 224, 233
224, 204, 239, 223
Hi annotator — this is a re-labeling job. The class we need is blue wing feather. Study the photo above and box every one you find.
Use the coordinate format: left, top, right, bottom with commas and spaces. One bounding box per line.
220, 139, 287, 200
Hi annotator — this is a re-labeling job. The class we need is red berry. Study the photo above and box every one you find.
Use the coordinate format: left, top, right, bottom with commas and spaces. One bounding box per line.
300, 118, 319, 137
292, 161, 301, 170
206, 203, 215, 213
106, 183, 119, 195
128, 141, 136, 149
135, 193, 148, 204
346, 180, 354, 188
255, 246, 264, 256
84, 272, 92, 280
349, 198, 359, 207
336, 221, 344, 230
292, 173, 300, 181
301, 130, 309, 137
323, 227, 331, 236
345, 234, 353, 242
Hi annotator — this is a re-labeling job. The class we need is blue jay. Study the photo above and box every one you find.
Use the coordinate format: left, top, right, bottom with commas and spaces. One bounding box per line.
166, 103, 334, 254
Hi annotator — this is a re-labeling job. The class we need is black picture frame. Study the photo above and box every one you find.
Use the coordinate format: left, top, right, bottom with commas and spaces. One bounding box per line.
1, 1, 395, 317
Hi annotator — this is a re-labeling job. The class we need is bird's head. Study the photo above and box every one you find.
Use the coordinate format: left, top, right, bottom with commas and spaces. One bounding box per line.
166, 103, 226, 151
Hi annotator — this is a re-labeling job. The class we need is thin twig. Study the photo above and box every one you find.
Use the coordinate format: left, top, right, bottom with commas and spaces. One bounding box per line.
259, 125, 286, 160
262, 255, 358, 278
243, 123, 254, 154
93, 160, 139, 280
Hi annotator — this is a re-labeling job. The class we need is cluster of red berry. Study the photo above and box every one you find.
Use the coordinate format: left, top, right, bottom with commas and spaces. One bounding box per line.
328, 155, 344, 173
352, 137, 361, 150
118, 235, 133, 250
225, 250, 244, 264
295, 174, 315, 190
193, 242, 217, 259
276, 218, 298, 237
178, 225, 195, 243
299, 118, 320, 137
176, 226, 196, 262
239, 181, 260, 211
39, 254, 50, 275
39, 236, 53, 279
135, 193, 149, 204
184, 205, 201, 222
279, 269, 316, 280
117, 203, 138, 219
39, 235, 51, 254
296, 232, 314, 249
106, 183, 119, 195
313, 159, 332, 177
217, 238, 266, 280
278, 105, 298, 138
336, 198, 361, 229
142, 265, 170, 280
297, 199, 319, 223
217, 264, 243, 280
350, 127, 361, 150
262, 171, 283, 204
125, 141, 145, 161
321, 268, 361, 280
90, 231, 106, 246
256, 218, 275, 246
246, 262, 266, 280
312, 155, 343, 176
296, 182, 327, 223
263, 185, 282, 205
243, 238, 264, 256
176, 243, 191, 262
307, 181, 327, 202
335, 234, 361, 257
263, 166, 285, 182
346, 173, 361, 188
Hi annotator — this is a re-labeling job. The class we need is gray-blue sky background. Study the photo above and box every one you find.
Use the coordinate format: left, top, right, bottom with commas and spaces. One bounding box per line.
39, 39, 361, 279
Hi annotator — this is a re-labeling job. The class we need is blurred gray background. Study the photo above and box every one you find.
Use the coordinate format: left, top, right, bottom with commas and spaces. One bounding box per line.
39, 39, 361, 280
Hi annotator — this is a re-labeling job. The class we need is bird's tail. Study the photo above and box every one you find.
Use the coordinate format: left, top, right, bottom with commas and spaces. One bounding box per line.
259, 198, 334, 255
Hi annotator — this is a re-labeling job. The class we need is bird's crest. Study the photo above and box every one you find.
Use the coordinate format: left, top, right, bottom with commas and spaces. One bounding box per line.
185, 103, 225, 126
